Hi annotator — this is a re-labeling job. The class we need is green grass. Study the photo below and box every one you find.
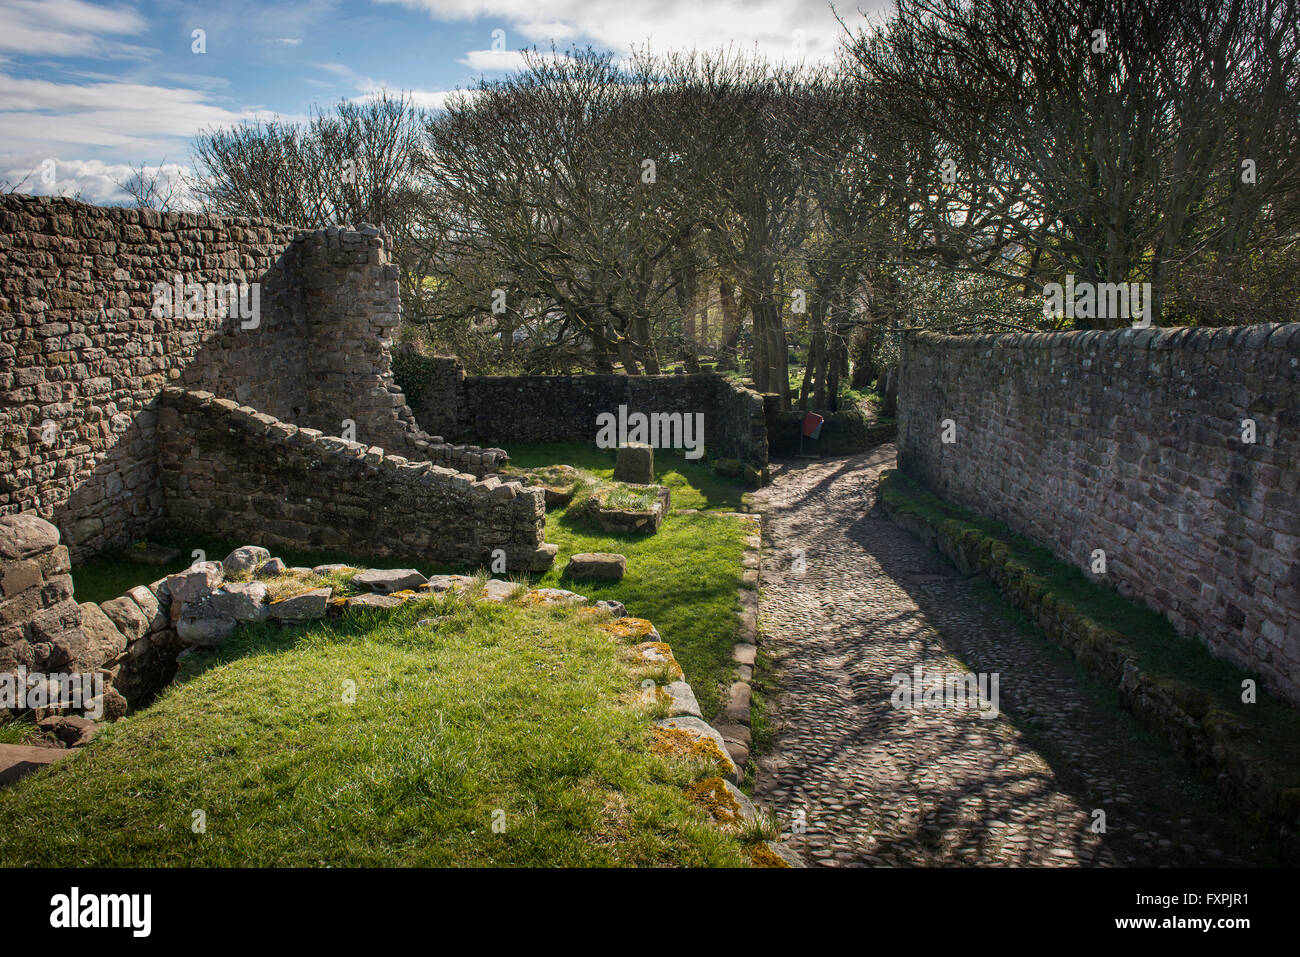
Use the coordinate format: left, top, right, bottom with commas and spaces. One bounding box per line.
0, 715, 37, 745
0, 596, 750, 867
71, 443, 751, 723
879, 469, 1300, 781
503, 443, 747, 512
503, 444, 751, 720
601, 485, 660, 511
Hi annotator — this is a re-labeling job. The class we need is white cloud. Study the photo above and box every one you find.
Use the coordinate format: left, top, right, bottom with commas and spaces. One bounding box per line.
350, 87, 477, 111
0, 74, 277, 149
0, 0, 153, 59
1, 157, 195, 207
377, 0, 892, 63
268, 37, 304, 46
316, 62, 475, 113
459, 48, 571, 72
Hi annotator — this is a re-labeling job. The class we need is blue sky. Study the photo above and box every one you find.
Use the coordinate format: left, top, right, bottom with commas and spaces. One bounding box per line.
0, 0, 889, 204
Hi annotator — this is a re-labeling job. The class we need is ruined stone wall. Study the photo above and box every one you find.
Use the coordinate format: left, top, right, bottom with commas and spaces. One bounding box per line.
402, 355, 769, 467
0, 514, 80, 674
0, 195, 503, 561
158, 388, 554, 571
898, 324, 1300, 704
0, 194, 307, 558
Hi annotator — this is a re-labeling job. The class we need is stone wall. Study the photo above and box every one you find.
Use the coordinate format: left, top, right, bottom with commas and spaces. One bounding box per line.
0, 514, 80, 674
158, 388, 555, 571
0, 195, 307, 558
898, 324, 1300, 705
0, 194, 503, 560
401, 355, 769, 467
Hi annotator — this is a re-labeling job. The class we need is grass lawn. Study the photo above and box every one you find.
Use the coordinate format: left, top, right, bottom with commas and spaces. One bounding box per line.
71, 444, 751, 722
504, 443, 749, 720
0, 595, 751, 867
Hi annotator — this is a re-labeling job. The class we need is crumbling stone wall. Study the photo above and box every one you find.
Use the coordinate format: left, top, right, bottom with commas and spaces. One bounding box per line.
0, 195, 306, 558
0, 194, 503, 560
0, 514, 80, 674
0, 513, 145, 719
158, 388, 555, 571
401, 355, 769, 468
898, 324, 1300, 705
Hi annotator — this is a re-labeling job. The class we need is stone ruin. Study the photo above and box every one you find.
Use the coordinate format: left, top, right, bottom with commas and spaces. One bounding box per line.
0, 193, 558, 721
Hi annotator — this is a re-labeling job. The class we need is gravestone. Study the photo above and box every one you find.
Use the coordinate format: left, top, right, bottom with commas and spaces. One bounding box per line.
614, 443, 654, 484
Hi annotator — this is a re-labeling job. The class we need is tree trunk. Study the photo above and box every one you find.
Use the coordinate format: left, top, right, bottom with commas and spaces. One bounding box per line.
717, 277, 742, 371
750, 297, 769, 393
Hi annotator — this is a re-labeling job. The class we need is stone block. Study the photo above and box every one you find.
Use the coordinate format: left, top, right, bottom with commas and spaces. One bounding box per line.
77, 602, 127, 668
222, 545, 271, 576
614, 442, 654, 484
353, 568, 427, 594
564, 552, 627, 581
100, 595, 149, 643
0, 514, 60, 561
268, 587, 332, 621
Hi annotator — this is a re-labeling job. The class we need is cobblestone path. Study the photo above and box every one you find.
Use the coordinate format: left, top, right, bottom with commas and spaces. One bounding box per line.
750, 446, 1273, 867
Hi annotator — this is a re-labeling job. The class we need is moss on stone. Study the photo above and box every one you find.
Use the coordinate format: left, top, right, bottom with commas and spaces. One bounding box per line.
684, 775, 743, 826
748, 841, 792, 868
651, 727, 730, 771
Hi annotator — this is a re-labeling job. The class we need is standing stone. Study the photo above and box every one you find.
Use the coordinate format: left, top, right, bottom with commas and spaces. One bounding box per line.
614, 443, 654, 484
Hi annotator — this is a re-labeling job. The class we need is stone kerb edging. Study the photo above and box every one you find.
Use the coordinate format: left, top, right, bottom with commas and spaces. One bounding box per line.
878, 483, 1300, 862
711, 513, 761, 771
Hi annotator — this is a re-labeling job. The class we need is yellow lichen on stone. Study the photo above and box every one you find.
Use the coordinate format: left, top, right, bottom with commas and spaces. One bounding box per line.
633, 641, 684, 680
748, 842, 792, 868
650, 727, 729, 769
684, 776, 742, 826
598, 618, 657, 641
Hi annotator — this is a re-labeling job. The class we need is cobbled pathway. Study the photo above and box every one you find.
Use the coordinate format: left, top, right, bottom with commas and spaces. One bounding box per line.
750, 446, 1273, 867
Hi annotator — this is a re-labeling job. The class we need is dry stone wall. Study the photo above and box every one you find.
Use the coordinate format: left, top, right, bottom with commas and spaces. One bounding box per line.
0, 195, 306, 558
898, 324, 1300, 705
0, 194, 504, 561
402, 355, 769, 468
0, 513, 80, 674
158, 388, 555, 571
